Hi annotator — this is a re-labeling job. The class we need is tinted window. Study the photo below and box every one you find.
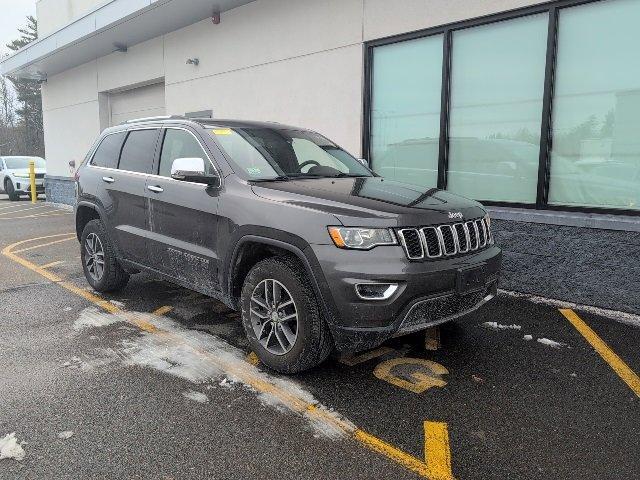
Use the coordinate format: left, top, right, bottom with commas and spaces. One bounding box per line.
371, 35, 443, 188
92, 133, 126, 169
548, 0, 640, 210
447, 14, 548, 203
158, 129, 213, 177
118, 129, 159, 174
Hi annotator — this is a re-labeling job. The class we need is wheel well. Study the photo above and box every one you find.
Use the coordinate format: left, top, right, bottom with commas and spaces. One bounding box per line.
75, 205, 100, 240
230, 241, 299, 304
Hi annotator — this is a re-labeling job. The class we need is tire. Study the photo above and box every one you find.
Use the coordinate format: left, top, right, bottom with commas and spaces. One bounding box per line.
80, 219, 130, 292
241, 256, 333, 373
5, 180, 19, 201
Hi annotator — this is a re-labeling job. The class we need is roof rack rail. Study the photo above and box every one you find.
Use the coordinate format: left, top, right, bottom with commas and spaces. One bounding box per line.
121, 115, 187, 125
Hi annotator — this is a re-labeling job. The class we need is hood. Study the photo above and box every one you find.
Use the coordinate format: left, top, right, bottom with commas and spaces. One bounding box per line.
251, 177, 486, 227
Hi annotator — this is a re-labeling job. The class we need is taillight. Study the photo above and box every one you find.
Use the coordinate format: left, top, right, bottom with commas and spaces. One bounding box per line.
74, 169, 80, 182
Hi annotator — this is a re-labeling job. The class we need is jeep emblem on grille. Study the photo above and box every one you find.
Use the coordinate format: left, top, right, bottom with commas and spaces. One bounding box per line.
448, 211, 463, 220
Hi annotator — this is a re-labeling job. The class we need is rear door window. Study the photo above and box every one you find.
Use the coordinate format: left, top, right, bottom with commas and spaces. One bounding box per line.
91, 132, 126, 169
118, 129, 160, 174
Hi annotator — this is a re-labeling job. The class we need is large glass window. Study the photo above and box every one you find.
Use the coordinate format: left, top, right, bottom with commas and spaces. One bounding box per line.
446, 14, 548, 203
370, 35, 443, 189
548, 0, 640, 210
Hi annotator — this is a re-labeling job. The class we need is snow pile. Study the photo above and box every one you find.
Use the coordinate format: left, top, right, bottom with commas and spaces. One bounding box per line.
0, 433, 25, 461
483, 322, 522, 331
523, 335, 533, 341
182, 390, 209, 404
74, 307, 122, 330
74, 307, 355, 440
537, 338, 565, 348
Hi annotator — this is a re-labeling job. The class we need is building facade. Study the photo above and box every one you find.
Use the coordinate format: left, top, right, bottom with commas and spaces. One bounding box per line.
2, 0, 639, 313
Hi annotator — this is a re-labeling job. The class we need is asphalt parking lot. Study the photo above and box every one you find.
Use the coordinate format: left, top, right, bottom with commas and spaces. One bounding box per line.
1, 194, 638, 479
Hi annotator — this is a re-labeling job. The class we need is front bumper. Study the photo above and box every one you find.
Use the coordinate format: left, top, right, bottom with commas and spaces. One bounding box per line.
14, 179, 45, 194
310, 243, 502, 352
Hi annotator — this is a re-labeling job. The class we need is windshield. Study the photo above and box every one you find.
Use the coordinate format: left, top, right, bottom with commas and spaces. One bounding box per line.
4, 157, 46, 169
207, 126, 372, 180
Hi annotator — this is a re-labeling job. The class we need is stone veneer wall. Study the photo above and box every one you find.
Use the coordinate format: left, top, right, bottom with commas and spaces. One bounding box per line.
45, 176, 76, 206
492, 217, 640, 314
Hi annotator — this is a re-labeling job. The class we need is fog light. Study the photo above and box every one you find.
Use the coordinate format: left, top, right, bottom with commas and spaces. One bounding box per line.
355, 283, 398, 301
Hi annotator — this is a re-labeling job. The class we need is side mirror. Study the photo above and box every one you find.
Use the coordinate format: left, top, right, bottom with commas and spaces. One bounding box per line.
171, 157, 219, 186
357, 158, 369, 167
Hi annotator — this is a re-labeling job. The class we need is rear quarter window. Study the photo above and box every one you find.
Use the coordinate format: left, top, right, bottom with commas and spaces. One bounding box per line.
91, 132, 126, 169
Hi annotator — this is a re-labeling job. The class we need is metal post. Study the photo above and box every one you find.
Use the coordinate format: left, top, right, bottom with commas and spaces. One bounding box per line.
29, 160, 37, 204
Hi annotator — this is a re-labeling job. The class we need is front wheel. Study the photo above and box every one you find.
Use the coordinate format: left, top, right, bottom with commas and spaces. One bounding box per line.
80, 219, 130, 292
5, 180, 19, 201
241, 256, 333, 373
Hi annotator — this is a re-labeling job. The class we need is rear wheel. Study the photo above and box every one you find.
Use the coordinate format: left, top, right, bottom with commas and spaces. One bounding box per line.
5, 180, 19, 201
241, 256, 333, 373
80, 219, 129, 292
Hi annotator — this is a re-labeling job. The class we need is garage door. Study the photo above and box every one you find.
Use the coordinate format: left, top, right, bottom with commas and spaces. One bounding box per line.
109, 82, 165, 126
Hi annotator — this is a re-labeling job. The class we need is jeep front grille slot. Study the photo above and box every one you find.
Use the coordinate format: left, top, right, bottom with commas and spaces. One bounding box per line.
421, 227, 442, 258
438, 225, 457, 256
454, 223, 469, 253
398, 229, 424, 259
398, 217, 492, 261
466, 221, 479, 250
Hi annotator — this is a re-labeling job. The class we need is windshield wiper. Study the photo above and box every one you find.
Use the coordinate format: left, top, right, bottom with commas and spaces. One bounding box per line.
330, 173, 371, 178
248, 175, 290, 182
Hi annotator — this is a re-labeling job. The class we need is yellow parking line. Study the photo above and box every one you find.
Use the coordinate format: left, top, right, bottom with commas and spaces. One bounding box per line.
13, 235, 77, 254
153, 305, 173, 316
246, 352, 260, 366
3, 234, 455, 479
560, 308, 640, 398
39, 260, 63, 269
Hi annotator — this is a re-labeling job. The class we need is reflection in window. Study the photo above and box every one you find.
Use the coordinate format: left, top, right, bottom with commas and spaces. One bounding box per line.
548, 0, 640, 210
370, 35, 443, 189
446, 14, 548, 203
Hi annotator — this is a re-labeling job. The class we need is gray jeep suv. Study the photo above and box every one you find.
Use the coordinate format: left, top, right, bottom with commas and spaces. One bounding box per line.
75, 116, 501, 373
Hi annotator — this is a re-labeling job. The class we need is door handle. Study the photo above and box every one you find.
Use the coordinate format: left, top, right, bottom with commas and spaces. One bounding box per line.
102, 176, 115, 184
147, 185, 164, 193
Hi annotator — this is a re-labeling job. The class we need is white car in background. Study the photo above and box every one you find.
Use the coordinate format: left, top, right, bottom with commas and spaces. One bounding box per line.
0, 156, 46, 201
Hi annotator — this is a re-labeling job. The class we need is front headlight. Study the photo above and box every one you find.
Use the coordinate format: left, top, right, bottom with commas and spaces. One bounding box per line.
328, 227, 397, 250
13, 173, 30, 178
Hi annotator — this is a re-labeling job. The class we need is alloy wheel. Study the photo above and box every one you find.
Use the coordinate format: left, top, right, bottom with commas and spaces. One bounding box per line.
84, 233, 105, 282
250, 279, 299, 355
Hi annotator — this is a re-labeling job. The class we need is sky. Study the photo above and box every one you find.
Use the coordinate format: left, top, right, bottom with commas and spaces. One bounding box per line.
0, 0, 36, 56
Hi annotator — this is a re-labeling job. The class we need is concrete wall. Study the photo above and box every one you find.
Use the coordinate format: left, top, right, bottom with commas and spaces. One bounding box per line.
37, 0, 107, 37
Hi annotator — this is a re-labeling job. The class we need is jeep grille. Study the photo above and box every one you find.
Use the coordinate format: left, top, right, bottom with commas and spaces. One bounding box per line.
397, 217, 492, 260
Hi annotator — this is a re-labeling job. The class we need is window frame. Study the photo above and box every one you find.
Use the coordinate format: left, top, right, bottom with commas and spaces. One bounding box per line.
363, 0, 639, 216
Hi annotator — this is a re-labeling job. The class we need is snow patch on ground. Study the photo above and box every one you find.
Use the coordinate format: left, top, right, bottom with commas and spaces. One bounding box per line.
57, 431, 74, 439
0, 433, 25, 461
483, 321, 522, 331
523, 335, 533, 341
182, 390, 209, 404
537, 338, 566, 348
73, 307, 353, 440
74, 307, 122, 330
